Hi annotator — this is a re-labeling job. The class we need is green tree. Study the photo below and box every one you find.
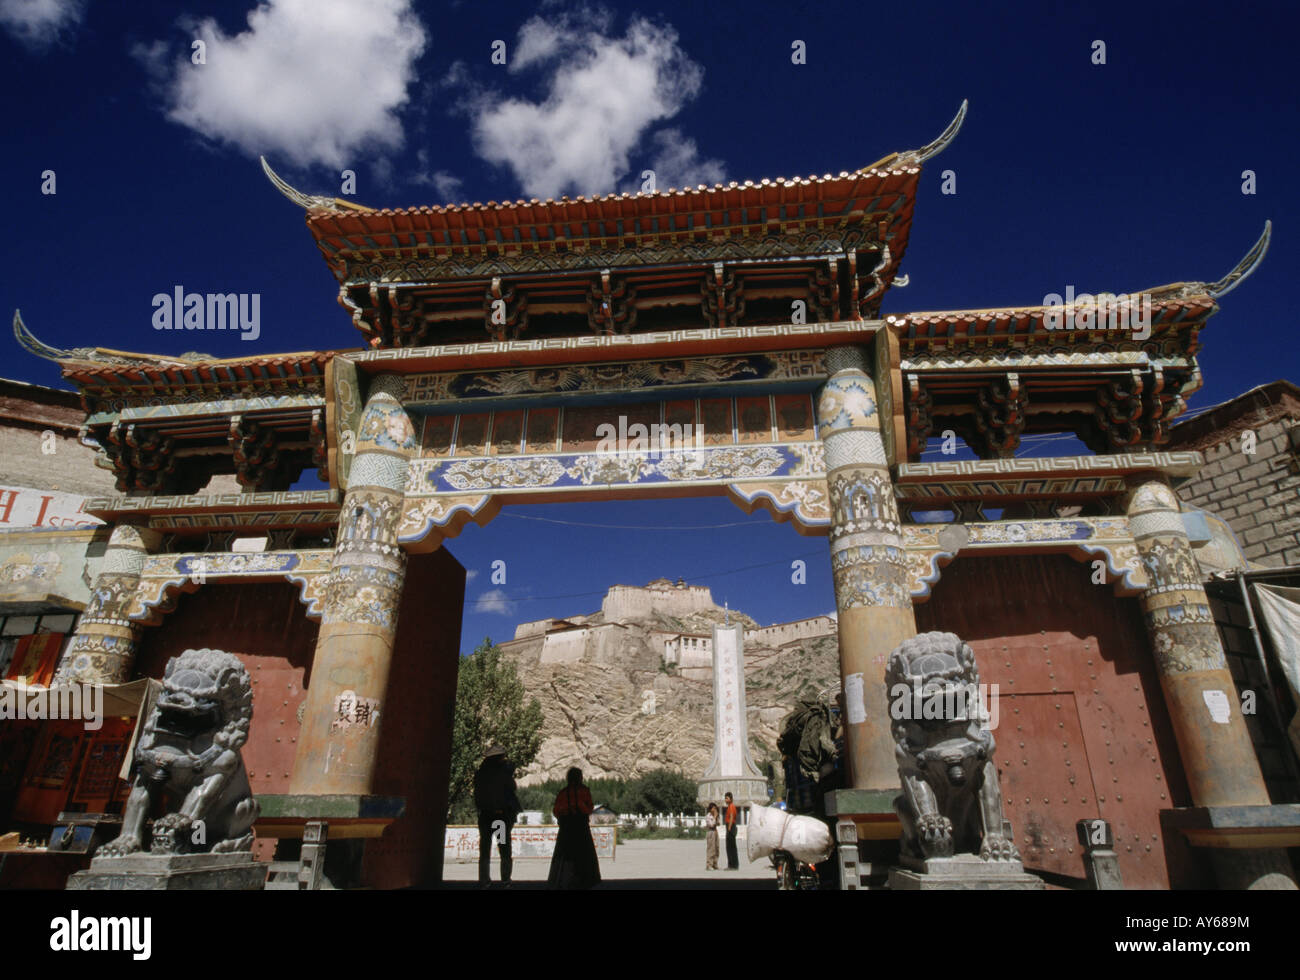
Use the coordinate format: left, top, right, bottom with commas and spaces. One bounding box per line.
447, 637, 544, 823
625, 769, 701, 815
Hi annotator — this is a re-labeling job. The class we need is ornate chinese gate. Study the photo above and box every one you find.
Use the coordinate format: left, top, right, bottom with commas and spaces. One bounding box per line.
17, 101, 1293, 887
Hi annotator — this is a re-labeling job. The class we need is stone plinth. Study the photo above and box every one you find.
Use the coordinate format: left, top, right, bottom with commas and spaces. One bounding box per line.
67, 852, 266, 891
697, 777, 770, 809
697, 623, 769, 806
888, 855, 1044, 890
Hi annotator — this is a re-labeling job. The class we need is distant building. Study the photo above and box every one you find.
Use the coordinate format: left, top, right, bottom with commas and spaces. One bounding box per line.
660, 613, 838, 671
601, 578, 715, 621
504, 580, 836, 678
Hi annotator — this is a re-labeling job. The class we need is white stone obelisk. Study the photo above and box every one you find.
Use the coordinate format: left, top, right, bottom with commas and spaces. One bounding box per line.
697, 623, 768, 806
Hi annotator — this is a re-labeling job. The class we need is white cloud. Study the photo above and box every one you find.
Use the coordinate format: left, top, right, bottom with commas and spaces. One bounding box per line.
0, 0, 85, 48
474, 588, 515, 616
644, 127, 724, 191
509, 17, 564, 71
138, 0, 427, 170
429, 171, 465, 201
370, 156, 395, 189
409, 149, 465, 202
466, 12, 723, 199
464, 568, 479, 584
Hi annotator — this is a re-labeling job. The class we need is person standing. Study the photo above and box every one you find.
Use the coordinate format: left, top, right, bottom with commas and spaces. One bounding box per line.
548, 766, 601, 889
474, 745, 520, 887
705, 802, 720, 870
724, 792, 740, 870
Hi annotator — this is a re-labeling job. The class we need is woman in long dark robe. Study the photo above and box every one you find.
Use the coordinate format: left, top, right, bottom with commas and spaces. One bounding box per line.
547, 766, 601, 889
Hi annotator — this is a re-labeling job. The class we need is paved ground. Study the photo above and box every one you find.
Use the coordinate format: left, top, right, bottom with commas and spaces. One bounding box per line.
441, 839, 776, 889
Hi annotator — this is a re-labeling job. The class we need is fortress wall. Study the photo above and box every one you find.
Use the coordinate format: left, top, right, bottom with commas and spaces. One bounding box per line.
602, 583, 714, 621
539, 628, 588, 664
749, 615, 836, 648
587, 624, 626, 663
514, 619, 553, 640
497, 635, 542, 664
661, 617, 835, 669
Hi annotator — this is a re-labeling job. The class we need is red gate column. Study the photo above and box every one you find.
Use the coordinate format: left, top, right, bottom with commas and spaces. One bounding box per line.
817, 345, 917, 790
1125, 475, 1296, 888
290, 374, 415, 796
57, 524, 160, 684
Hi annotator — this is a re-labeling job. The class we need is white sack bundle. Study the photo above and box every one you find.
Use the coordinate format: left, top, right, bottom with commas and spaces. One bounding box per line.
746, 804, 834, 864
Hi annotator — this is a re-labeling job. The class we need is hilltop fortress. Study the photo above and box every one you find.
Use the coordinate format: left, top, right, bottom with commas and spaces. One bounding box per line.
497, 578, 841, 785
502, 578, 837, 680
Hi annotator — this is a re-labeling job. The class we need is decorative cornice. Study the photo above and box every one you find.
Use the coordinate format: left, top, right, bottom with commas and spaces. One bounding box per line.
408, 443, 824, 495
350, 320, 881, 371
897, 452, 1203, 482
86, 489, 340, 521
339, 228, 880, 286
131, 548, 333, 622
903, 516, 1147, 599
401, 350, 825, 406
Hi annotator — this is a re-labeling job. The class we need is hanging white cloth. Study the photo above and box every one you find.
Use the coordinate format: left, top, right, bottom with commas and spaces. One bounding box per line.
1253, 584, 1300, 760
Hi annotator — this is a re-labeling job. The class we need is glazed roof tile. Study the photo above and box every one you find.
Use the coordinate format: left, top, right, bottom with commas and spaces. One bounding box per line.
60, 350, 339, 388
304, 165, 922, 263
886, 292, 1217, 331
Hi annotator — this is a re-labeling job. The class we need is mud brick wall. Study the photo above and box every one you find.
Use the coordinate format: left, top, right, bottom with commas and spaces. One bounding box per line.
0, 380, 118, 498
1169, 384, 1300, 569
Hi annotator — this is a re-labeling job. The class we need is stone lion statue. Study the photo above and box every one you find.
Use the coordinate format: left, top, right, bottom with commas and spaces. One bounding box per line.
99, 648, 259, 857
887, 631, 1019, 864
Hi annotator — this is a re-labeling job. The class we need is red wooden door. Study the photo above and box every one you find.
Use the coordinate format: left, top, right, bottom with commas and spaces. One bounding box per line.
915, 553, 1204, 888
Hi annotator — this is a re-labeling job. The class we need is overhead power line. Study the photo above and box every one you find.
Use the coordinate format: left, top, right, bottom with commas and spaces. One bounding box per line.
499, 512, 778, 531
462, 548, 827, 609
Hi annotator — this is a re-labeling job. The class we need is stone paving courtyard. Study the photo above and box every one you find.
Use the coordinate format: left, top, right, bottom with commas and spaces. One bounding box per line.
441, 839, 777, 889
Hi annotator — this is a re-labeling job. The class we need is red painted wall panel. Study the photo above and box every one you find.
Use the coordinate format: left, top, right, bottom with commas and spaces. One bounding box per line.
134, 582, 318, 863
132, 558, 465, 888
915, 553, 1212, 888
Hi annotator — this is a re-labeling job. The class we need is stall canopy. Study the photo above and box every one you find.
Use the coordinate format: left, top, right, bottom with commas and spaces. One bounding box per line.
0, 678, 155, 719
0, 677, 159, 781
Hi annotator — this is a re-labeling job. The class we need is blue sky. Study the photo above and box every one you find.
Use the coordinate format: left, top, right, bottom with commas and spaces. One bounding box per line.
1, 0, 1294, 652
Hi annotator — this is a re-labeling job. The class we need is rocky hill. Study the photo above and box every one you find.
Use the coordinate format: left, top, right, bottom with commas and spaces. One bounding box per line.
500, 595, 840, 786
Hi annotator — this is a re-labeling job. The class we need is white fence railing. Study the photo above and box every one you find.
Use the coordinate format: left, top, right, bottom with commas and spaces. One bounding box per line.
514, 810, 745, 831
445, 825, 617, 862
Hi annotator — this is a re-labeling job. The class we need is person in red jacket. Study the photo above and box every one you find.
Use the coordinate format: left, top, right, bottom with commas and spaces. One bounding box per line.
548, 767, 601, 889
724, 793, 740, 869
